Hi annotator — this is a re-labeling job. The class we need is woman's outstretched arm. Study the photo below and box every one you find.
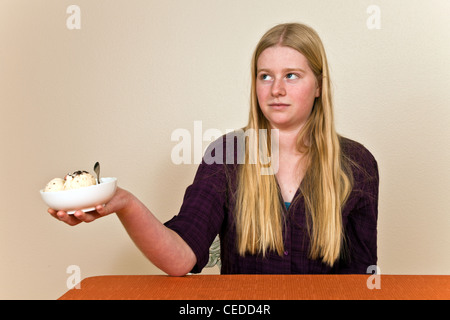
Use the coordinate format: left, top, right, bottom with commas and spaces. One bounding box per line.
48, 187, 197, 276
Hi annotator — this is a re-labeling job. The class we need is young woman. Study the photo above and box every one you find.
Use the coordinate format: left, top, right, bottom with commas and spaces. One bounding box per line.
49, 23, 379, 275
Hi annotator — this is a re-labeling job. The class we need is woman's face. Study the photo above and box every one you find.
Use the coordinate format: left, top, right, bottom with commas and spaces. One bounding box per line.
256, 45, 320, 132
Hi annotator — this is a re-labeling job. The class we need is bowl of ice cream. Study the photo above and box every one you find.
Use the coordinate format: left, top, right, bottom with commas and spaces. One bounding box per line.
40, 170, 117, 214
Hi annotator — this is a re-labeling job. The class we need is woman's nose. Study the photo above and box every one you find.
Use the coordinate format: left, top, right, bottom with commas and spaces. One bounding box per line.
271, 79, 286, 97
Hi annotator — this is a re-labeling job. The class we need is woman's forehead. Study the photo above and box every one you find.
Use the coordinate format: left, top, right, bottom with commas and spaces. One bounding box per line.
257, 46, 310, 71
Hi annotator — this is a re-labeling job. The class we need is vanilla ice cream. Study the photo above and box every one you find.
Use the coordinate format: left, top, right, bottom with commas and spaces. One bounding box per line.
44, 178, 65, 192
63, 170, 97, 190
43, 170, 97, 192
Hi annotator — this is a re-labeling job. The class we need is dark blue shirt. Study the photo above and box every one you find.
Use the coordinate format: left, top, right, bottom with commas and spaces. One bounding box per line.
165, 134, 379, 274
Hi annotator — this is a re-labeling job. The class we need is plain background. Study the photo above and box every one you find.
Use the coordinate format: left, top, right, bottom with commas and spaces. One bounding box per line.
1, 0, 449, 299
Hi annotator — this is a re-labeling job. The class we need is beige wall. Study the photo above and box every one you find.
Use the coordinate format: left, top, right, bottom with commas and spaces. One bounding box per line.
1, 0, 449, 299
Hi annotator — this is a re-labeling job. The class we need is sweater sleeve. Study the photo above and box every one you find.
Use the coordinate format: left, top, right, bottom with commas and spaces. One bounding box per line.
335, 138, 380, 274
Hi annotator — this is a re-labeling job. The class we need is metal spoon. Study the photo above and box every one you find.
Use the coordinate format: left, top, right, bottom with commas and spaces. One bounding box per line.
94, 162, 100, 184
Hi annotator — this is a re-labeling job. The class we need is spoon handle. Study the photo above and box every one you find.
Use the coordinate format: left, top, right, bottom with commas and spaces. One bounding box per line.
94, 162, 101, 184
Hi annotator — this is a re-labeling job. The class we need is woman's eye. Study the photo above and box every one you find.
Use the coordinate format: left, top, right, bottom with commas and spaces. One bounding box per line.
286, 73, 299, 80
260, 74, 272, 81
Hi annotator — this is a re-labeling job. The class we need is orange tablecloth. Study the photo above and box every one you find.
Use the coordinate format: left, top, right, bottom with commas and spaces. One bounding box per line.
58, 274, 449, 300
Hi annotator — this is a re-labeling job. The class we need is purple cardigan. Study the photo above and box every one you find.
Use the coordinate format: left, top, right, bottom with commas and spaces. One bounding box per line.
165, 134, 379, 274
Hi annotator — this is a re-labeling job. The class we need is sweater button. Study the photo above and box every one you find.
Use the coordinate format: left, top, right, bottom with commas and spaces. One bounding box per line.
284, 251, 289, 256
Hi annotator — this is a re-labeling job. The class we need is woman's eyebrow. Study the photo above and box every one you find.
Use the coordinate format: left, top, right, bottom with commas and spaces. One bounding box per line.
257, 67, 306, 73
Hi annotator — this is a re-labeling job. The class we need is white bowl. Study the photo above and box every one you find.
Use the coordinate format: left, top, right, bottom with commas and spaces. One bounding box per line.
40, 177, 117, 214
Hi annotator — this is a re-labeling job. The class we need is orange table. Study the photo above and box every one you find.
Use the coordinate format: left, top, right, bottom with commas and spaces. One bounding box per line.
59, 274, 449, 300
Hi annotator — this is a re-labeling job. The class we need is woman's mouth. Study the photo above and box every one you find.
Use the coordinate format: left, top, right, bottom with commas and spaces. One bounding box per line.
269, 103, 290, 109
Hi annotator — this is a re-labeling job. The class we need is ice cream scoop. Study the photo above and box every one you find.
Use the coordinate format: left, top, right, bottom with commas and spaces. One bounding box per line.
43, 170, 97, 192
63, 171, 97, 190
44, 178, 65, 192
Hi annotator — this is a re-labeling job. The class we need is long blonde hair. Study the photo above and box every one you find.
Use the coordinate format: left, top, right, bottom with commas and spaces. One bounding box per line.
235, 23, 353, 266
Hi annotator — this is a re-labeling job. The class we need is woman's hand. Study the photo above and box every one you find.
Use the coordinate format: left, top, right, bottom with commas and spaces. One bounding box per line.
48, 187, 131, 226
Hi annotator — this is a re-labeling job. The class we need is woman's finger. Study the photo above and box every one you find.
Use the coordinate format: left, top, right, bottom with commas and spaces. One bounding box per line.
73, 210, 101, 223
95, 204, 109, 216
49, 209, 83, 226
48, 208, 58, 218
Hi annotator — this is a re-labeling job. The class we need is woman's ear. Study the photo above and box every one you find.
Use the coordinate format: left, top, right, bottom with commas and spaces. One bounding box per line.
315, 74, 322, 97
